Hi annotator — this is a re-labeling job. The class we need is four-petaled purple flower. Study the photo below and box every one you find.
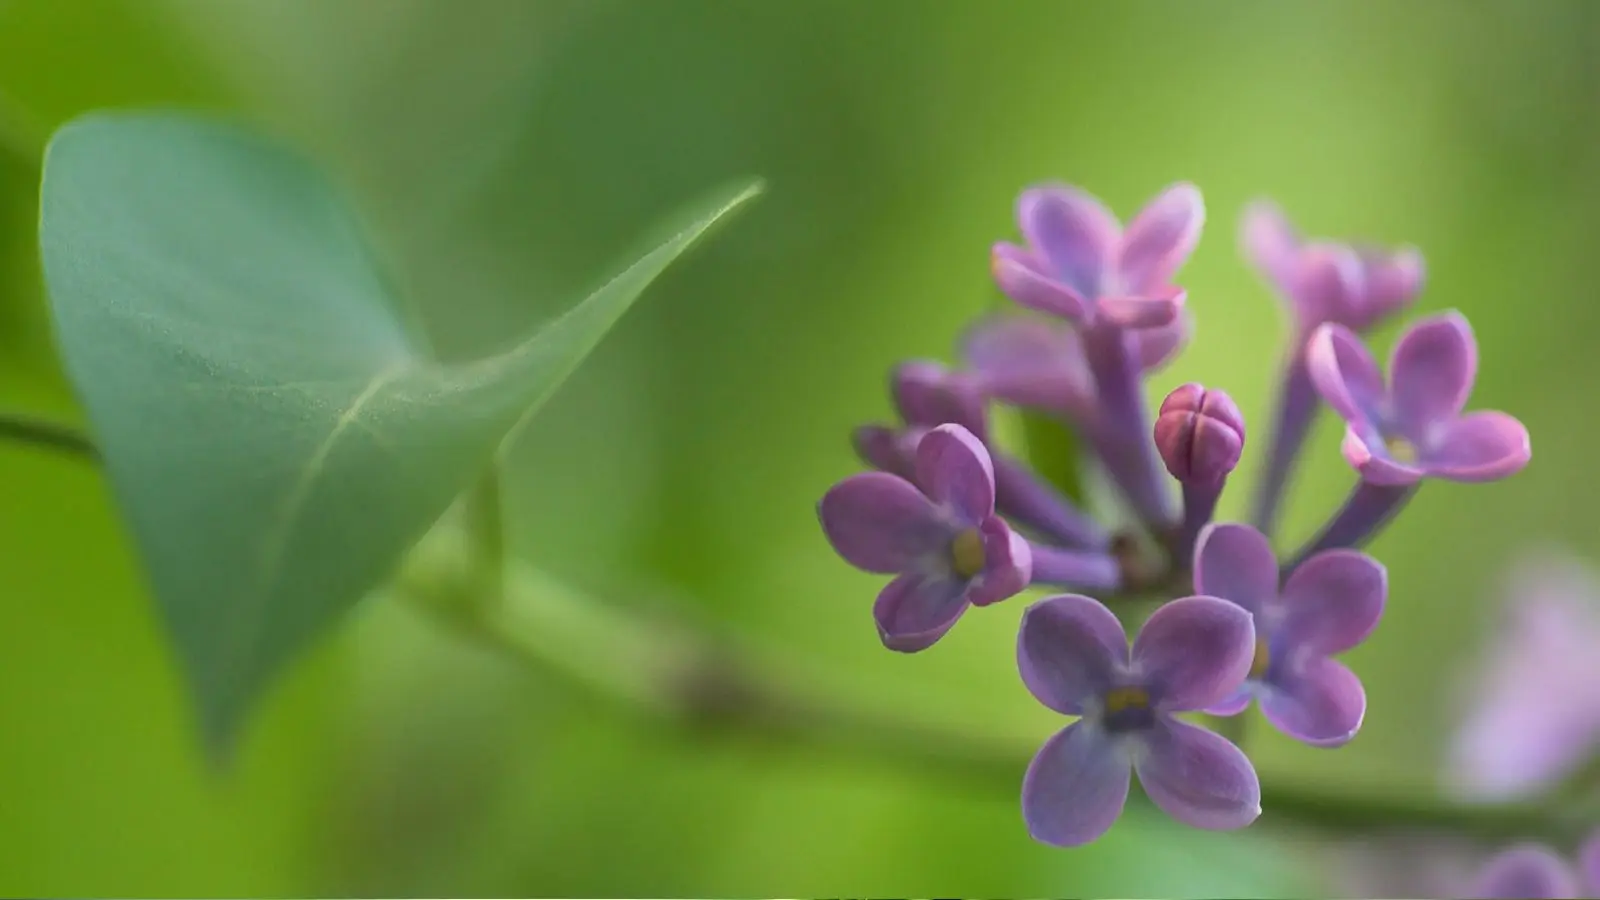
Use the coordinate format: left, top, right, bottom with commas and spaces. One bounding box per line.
1470, 843, 1584, 900
1242, 199, 1424, 336
991, 183, 1202, 329
819, 424, 1030, 652
1194, 522, 1385, 746
1017, 593, 1261, 846
1307, 311, 1531, 486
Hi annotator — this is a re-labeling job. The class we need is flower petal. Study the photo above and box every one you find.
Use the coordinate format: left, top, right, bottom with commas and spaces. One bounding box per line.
1135, 309, 1192, 372
1306, 322, 1386, 428
1134, 717, 1261, 831
992, 243, 1093, 322
1424, 411, 1531, 483
1118, 182, 1205, 294
1132, 595, 1256, 712
1291, 245, 1362, 328
818, 472, 947, 573
1449, 694, 1600, 804
1470, 844, 1580, 900
1204, 685, 1254, 717
1448, 656, 1600, 804
1358, 245, 1424, 320
1017, 184, 1120, 298
1097, 286, 1186, 330
1342, 427, 1427, 486
851, 424, 914, 478
968, 516, 1031, 607
1279, 548, 1387, 656
1259, 656, 1367, 747
1240, 199, 1302, 298
1192, 522, 1280, 617
1389, 311, 1478, 427
1017, 593, 1129, 714
914, 424, 995, 524
1445, 554, 1600, 803
891, 360, 988, 439
959, 314, 1095, 416
1021, 721, 1132, 848
873, 573, 969, 653
1579, 831, 1600, 896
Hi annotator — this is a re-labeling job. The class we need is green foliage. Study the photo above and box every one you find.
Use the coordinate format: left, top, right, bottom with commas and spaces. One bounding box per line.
38, 112, 760, 753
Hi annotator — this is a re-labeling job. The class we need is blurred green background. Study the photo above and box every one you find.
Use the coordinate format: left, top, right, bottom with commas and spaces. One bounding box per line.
0, 0, 1595, 895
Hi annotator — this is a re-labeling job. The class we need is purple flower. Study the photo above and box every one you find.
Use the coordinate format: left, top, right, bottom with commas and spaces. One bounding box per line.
991, 183, 1202, 329
1446, 551, 1600, 802
1470, 844, 1582, 900
1245, 204, 1426, 540
819, 424, 1030, 652
1307, 311, 1531, 486
1242, 199, 1424, 335
988, 183, 1203, 529
1017, 593, 1261, 846
851, 423, 919, 481
854, 360, 1109, 550
890, 360, 990, 440
1195, 522, 1385, 747
959, 313, 1190, 422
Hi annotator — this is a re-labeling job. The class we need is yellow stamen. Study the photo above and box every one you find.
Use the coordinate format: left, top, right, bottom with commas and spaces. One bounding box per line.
950, 528, 987, 579
1249, 638, 1271, 680
1103, 685, 1151, 714
1386, 436, 1418, 464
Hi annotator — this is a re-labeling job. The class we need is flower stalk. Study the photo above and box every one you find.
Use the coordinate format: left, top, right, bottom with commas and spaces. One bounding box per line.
395, 520, 1591, 846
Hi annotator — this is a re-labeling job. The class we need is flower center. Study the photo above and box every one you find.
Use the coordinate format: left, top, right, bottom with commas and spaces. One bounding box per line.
1100, 685, 1155, 734
949, 527, 986, 579
1249, 638, 1271, 680
1385, 435, 1419, 464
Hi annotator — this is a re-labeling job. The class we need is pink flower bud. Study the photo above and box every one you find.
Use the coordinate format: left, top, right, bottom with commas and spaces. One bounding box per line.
1155, 383, 1245, 483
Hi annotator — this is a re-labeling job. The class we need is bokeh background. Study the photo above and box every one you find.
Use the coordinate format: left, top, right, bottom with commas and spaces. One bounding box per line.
0, 0, 1595, 895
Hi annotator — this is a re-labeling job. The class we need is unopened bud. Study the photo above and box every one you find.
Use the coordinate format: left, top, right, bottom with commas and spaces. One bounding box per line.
1155, 383, 1245, 483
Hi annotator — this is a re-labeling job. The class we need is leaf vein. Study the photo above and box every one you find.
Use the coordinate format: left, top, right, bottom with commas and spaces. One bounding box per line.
226, 363, 409, 689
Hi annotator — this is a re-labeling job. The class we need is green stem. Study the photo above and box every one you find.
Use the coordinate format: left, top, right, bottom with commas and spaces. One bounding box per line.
0, 411, 99, 462
16, 415, 1588, 844
465, 462, 507, 599
396, 526, 1591, 845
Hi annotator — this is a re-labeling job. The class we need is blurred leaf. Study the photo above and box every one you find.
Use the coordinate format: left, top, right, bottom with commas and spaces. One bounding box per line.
38, 111, 761, 754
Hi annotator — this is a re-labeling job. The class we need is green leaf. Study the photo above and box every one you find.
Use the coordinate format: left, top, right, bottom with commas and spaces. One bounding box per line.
38, 112, 761, 755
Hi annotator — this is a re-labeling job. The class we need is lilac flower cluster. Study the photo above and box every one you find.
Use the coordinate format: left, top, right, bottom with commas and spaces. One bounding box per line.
818, 181, 1535, 847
